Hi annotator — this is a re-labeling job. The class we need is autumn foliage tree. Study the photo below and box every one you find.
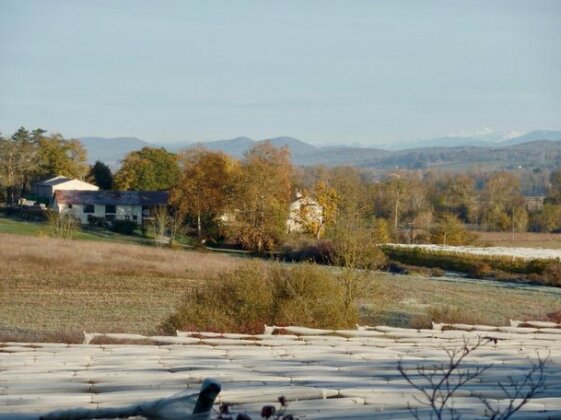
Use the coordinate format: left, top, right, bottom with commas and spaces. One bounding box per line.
0, 128, 35, 203
430, 213, 478, 245
36, 134, 89, 180
481, 172, 526, 231
313, 181, 339, 239
114, 147, 180, 191
430, 174, 476, 221
230, 142, 292, 253
0, 128, 88, 204
171, 148, 235, 240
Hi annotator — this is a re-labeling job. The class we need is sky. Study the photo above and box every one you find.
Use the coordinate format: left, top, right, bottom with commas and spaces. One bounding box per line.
1, 0, 560, 147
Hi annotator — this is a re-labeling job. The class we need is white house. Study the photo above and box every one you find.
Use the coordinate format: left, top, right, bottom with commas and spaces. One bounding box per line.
53, 190, 169, 225
286, 193, 323, 233
31, 176, 99, 200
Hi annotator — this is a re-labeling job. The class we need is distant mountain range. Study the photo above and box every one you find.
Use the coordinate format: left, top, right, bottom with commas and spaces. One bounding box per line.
80, 129, 561, 170
383, 129, 561, 150
79, 136, 151, 168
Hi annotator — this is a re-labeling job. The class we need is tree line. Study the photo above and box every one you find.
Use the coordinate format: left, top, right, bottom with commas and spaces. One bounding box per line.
113, 143, 561, 250
4, 128, 561, 251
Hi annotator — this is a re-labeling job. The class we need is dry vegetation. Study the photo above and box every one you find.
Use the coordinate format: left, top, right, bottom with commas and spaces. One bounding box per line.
163, 261, 357, 334
0, 233, 239, 341
478, 231, 561, 249
1, 232, 560, 342
362, 273, 561, 328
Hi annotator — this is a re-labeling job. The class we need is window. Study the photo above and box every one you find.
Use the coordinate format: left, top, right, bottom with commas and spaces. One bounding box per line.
105, 205, 116, 214
67, 204, 73, 209
125, 215, 130, 221
84, 204, 94, 214
105, 214, 116, 222
132, 215, 138, 221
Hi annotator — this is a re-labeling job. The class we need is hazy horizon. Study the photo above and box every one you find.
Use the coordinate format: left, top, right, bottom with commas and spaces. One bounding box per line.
1, 1, 560, 147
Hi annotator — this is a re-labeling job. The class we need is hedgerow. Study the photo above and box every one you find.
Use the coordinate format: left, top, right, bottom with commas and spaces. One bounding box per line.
380, 245, 559, 286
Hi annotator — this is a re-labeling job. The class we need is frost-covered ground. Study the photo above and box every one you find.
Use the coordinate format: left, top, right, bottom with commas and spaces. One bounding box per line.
387, 243, 561, 261
1, 324, 560, 419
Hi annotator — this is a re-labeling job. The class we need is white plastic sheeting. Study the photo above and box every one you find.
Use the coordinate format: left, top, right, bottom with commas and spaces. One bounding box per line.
1, 324, 560, 419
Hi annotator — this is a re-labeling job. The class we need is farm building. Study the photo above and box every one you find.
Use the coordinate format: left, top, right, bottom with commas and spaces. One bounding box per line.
28, 176, 99, 205
53, 190, 169, 225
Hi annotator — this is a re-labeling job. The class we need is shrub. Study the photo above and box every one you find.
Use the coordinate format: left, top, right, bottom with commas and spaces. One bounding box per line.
470, 262, 493, 278
430, 213, 478, 246
412, 305, 485, 329
271, 263, 355, 328
430, 267, 445, 277
280, 239, 334, 264
87, 215, 105, 227
111, 219, 138, 235
47, 211, 80, 239
543, 263, 561, 287
161, 261, 357, 334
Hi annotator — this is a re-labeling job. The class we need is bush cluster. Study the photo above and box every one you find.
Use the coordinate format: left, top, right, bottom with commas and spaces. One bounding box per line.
281, 234, 387, 271
87, 215, 105, 227
111, 219, 138, 235
161, 261, 357, 334
280, 239, 334, 264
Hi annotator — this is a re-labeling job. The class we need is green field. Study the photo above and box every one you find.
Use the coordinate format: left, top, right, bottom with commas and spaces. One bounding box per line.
0, 215, 157, 246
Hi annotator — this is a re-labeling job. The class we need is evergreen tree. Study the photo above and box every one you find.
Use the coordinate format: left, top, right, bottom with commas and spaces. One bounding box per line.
88, 161, 113, 190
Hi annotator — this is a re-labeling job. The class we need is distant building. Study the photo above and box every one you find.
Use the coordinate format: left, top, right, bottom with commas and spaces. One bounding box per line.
286, 193, 323, 233
30, 176, 99, 205
53, 190, 169, 225
525, 196, 545, 212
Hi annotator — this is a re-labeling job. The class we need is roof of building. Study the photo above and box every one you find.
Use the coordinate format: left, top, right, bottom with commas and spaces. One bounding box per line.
33, 176, 100, 189
54, 190, 169, 206
34, 175, 73, 186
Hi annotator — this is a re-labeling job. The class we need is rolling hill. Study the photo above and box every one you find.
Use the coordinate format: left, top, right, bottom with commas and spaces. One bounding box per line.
79, 130, 561, 170
79, 137, 151, 168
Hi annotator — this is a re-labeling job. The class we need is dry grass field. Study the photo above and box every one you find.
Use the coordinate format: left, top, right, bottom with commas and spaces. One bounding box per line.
363, 275, 561, 328
1, 232, 560, 342
477, 231, 561, 248
0, 233, 240, 341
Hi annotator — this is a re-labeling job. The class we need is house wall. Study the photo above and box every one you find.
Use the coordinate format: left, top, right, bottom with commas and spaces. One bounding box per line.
56, 202, 143, 224
33, 185, 54, 198
116, 205, 142, 223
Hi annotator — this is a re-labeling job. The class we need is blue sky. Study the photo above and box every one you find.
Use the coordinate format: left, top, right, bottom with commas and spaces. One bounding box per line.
1, 0, 560, 146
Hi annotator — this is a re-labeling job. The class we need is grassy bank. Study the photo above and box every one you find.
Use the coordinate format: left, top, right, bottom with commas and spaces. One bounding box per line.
1, 232, 560, 341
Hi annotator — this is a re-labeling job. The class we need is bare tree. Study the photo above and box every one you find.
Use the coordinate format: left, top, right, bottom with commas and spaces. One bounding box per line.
398, 336, 548, 420
149, 205, 185, 248
477, 353, 548, 420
